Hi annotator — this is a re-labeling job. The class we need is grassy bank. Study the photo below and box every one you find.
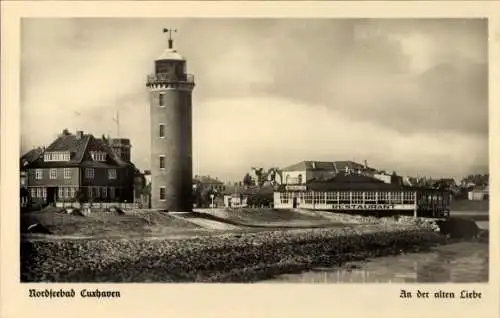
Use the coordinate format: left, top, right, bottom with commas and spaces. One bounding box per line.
21, 224, 445, 283
21, 209, 203, 237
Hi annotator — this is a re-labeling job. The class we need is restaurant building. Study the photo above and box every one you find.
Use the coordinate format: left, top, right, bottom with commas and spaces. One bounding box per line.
274, 174, 450, 218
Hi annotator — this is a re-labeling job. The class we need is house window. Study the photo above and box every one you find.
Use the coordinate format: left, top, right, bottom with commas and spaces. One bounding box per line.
403, 192, 415, 204
70, 188, 75, 198
35, 169, 43, 180
298, 174, 303, 184
64, 187, 70, 198
314, 192, 326, 204
159, 93, 166, 107
339, 192, 350, 203
365, 192, 377, 203
50, 169, 57, 179
304, 192, 313, 204
160, 187, 166, 201
279, 192, 289, 204
64, 168, 71, 179
91, 151, 106, 161
159, 156, 166, 169
58, 188, 64, 199
36, 188, 42, 198
352, 192, 363, 204
44, 152, 70, 162
326, 192, 337, 203
159, 124, 165, 138
378, 192, 389, 203
390, 192, 402, 204
85, 168, 95, 179
108, 169, 117, 180
42, 187, 47, 199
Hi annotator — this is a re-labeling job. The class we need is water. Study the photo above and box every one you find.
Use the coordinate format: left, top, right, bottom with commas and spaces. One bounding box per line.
265, 241, 489, 283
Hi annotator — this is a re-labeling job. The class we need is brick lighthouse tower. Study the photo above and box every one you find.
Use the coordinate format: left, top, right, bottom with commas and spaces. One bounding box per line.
146, 28, 195, 211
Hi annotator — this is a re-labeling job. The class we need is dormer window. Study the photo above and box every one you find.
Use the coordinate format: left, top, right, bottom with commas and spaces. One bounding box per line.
44, 151, 70, 162
91, 151, 106, 161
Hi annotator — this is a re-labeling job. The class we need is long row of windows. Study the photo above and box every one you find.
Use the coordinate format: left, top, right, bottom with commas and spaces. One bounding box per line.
87, 186, 116, 199
29, 187, 118, 200
277, 191, 417, 205
90, 151, 107, 161
58, 187, 77, 199
30, 187, 47, 199
44, 152, 70, 162
34, 168, 117, 180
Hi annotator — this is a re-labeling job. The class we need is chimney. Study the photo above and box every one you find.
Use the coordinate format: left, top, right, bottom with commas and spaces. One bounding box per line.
364, 160, 368, 169
312, 161, 316, 169
76, 131, 84, 139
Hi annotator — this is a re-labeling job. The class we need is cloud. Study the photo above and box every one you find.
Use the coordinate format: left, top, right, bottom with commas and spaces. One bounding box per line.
20, 18, 488, 180
194, 97, 487, 180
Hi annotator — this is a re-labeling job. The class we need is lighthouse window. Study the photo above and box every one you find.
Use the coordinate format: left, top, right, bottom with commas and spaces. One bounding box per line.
160, 187, 166, 201
159, 93, 166, 107
159, 156, 166, 169
159, 124, 165, 138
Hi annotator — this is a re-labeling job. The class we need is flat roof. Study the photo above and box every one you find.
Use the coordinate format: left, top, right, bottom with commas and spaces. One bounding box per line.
276, 174, 448, 192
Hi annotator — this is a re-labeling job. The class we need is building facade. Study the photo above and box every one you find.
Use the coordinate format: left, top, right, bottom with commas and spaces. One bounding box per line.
273, 174, 450, 218
193, 175, 225, 192
24, 130, 136, 204
468, 185, 489, 201
146, 33, 195, 211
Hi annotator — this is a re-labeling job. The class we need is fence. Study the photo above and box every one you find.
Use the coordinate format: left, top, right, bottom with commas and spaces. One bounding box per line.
55, 202, 141, 209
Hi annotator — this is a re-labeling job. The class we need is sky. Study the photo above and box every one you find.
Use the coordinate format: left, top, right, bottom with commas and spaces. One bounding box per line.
21, 18, 489, 182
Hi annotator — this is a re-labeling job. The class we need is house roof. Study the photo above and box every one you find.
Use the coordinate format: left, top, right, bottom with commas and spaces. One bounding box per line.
194, 175, 224, 184
277, 174, 407, 192
281, 160, 377, 173
26, 131, 133, 169
20, 147, 43, 167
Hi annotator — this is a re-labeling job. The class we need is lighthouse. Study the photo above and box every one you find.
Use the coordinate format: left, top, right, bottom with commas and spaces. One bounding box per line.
146, 28, 195, 211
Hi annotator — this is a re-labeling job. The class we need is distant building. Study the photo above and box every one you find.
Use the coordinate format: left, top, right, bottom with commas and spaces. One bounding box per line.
20, 147, 44, 207
20, 147, 44, 187
468, 185, 489, 201
281, 160, 377, 185
222, 185, 273, 208
193, 175, 225, 192
373, 171, 403, 185
24, 129, 137, 205
223, 194, 249, 208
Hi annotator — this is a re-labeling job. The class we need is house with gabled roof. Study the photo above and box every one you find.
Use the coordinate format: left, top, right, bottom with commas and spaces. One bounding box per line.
24, 129, 137, 205
281, 160, 378, 185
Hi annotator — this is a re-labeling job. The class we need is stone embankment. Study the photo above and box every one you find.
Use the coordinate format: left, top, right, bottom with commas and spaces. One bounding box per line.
22, 222, 445, 283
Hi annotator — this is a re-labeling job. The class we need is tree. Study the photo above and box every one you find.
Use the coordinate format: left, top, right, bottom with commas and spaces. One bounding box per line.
243, 173, 253, 187
193, 184, 219, 208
